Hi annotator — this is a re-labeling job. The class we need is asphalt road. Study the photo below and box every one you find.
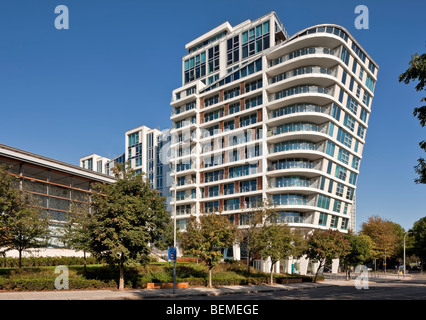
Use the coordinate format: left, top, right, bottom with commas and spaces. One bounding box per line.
165, 278, 426, 300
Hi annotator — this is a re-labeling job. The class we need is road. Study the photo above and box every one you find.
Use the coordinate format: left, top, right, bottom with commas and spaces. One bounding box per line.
164, 277, 426, 300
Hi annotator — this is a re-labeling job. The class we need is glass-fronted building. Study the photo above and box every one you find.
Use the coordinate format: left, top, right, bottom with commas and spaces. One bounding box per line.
170, 12, 378, 273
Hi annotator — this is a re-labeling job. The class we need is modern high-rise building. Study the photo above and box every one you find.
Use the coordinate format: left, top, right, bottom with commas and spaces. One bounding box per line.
80, 125, 173, 211
170, 12, 378, 272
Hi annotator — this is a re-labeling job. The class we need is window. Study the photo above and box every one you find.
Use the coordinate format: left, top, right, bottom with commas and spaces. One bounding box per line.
326, 141, 335, 157
335, 165, 347, 181
333, 200, 342, 213
332, 104, 341, 121
184, 51, 206, 84
366, 74, 376, 92
229, 102, 240, 115
360, 108, 368, 123
349, 172, 358, 185
242, 21, 270, 59
227, 35, 240, 66
357, 124, 366, 139
336, 183, 345, 197
317, 195, 331, 210
208, 45, 220, 75
128, 132, 139, 146
239, 113, 257, 127
337, 128, 353, 148
245, 95, 262, 109
319, 213, 328, 226
330, 216, 339, 228
346, 96, 358, 115
224, 87, 240, 100
352, 156, 360, 170
344, 114, 356, 132
341, 218, 349, 230
338, 148, 350, 165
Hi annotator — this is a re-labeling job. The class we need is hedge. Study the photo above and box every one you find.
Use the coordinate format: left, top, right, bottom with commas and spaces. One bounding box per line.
0, 278, 116, 291
0, 256, 100, 268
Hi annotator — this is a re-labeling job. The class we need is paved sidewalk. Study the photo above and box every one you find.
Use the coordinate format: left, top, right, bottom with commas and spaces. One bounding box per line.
0, 282, 335, 300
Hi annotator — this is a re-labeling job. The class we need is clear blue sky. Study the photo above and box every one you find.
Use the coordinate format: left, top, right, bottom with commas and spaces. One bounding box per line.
0, 0, 425, 231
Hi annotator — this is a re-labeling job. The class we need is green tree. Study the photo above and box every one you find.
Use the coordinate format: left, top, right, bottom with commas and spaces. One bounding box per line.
360, 215, 399, 269
399, 45, 426, 183
88, 166, 171, 290
341, 233, 374, 280
0, 165, 50, 269
237, 201, 277, 274
61, 200, 93, 273
410, 216, 426, 272
179, 213, 237, 288
257, 223, 293, 284
304, 229, 350, 282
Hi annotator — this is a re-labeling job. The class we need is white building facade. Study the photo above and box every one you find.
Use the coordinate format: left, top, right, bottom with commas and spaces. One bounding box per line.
170, 12, 378, 274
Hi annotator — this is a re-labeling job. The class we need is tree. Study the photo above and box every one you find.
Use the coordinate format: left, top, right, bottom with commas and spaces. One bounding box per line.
257, 223, 293, 284
398, 45, 426, 183
179, 212, 237, 288
237, 201, 277, 274
61, 200, 92, 273
410, 216, 426, 272
88, 166, 171, 290
341, 233, 374, 280
0, 165, 50, 269
360, 216, 399, 269
304, 229, 350, 282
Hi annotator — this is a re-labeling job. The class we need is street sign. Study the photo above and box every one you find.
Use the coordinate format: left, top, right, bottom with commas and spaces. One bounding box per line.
168, 247, 177, 262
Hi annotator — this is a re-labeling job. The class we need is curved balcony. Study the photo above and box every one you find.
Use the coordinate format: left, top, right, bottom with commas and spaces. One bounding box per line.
269, 66, 337, 86
267, 158, 323, 178
267, 85, 335, 110
266, 176, 320, 194
267, 140, 325, 161
269, 47, 340, 69
266, 103, 332, 126
267, 122, 329, 142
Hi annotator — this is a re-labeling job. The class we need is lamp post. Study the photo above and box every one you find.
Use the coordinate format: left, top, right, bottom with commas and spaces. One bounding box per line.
403, 232, 408, 278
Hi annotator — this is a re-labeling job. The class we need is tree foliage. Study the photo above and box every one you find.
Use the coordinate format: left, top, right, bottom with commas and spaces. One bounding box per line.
340, 233, 374, 279
304, 229, 350, 282
88, 166, 171, 290
360, 215, 400, 263
399, 45, 426, 183
179, 212, 237, 288
410, 216, 426, 270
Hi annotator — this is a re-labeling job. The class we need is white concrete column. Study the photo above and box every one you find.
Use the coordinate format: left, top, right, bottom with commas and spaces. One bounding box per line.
275, 261, 280, 273
233, 244, 240, 261
332, 258, 340, 273
299, 256, 309, 275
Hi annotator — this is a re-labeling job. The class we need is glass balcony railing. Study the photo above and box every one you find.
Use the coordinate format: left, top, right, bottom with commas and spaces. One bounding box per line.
268, 103, 331, 120
269, 66, 337, 85
267, 122, 328, 137
268, 47, 340, 68
269, 85, 334, 102
268, 159, 322, 171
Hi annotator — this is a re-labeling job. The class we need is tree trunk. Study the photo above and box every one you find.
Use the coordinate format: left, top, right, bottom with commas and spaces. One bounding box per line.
314, 261, 323, 283
345, 268, 349, 281
18, 249, 22, 270
118, 264, 125, 290
270, 263, 274, 285
208, 268, 213, 288
83, 250, 87, 274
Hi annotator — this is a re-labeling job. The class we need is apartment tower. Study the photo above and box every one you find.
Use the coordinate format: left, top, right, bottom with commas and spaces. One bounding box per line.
170, 12, 378, 272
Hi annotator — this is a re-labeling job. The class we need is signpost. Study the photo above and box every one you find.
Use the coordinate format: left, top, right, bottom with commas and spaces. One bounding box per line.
168, 247, 177, 294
